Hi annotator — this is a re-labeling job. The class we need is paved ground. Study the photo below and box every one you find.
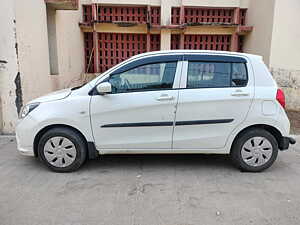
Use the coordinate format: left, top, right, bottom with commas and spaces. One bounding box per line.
287, 110, 300, 134
0, 136, 300, 225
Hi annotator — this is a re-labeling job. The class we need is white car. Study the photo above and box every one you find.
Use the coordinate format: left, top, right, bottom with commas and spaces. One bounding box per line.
16, 50, 295, 172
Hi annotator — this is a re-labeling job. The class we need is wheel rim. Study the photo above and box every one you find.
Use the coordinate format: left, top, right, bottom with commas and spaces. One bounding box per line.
241, 137, 273, 167
43, 136, 77, 168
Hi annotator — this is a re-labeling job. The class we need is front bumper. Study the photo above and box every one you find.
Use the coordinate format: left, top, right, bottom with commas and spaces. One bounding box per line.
15, 117, 37, 157
16, 132, 35, 156
279, 136, 296, 151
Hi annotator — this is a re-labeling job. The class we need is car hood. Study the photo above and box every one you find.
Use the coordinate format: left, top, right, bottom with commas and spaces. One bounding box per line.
29, 88, 72, 103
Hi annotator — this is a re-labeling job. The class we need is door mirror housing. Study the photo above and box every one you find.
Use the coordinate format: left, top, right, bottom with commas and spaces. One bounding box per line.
96, 82, 112, 95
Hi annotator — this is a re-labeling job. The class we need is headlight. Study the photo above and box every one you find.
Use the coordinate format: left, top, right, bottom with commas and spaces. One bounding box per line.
19, 103, 40, 119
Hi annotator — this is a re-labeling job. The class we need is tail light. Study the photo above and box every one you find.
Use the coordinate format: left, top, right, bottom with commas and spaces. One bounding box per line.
276, 89, 285, 109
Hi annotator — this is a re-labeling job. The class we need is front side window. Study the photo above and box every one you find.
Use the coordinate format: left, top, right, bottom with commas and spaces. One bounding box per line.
108, 62, 177, 93
187, 61, 248, 88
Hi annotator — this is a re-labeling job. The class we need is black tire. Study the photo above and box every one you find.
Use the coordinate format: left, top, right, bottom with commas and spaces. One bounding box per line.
230, 128, 278, 172
38, 127, 87, 172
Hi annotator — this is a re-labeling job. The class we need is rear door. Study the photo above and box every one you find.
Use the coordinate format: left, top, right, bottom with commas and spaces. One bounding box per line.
172, 54, 254, 150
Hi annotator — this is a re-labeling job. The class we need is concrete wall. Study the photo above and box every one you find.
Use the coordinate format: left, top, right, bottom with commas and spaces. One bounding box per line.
47, 6, 59, 75
15, 0, 53, 105
269, 0, 300, 110
92, 0, 160, 5
182, 0, 248, 7
242, 0, 275, 65
0, 0, 85, 133
243, 0, 300, 110
0, 0, 19, 133
54, 5, 85, 89
270, 0, 300, 70
91, 0, 249, 7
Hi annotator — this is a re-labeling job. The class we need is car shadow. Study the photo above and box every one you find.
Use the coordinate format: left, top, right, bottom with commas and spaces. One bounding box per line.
82, 154, 236, 172
21, 152, 286, 174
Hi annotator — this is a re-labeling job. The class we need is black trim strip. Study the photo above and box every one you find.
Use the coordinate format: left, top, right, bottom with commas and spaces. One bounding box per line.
183, 54, 247, 63
111, 55, 183, 75
101, 119, 233, 128
102, 122, 173, 127
175, 119, 233, 126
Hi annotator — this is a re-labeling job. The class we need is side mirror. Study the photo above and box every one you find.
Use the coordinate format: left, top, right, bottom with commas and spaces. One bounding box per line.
96, 82, 112, 95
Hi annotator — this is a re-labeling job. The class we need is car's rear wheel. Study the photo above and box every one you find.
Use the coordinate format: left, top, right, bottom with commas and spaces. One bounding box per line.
38, 127, 87, 172
231, 128, 278, 172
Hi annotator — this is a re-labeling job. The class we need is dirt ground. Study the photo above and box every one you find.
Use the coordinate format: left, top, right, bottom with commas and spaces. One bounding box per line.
287, 110, 300, 134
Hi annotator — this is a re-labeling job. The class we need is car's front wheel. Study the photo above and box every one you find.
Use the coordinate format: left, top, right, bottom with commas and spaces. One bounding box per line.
38, 127, 87, 172
231, 128, 278, 172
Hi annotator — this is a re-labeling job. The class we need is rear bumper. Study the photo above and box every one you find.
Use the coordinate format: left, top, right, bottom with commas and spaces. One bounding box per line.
279, 136, 296, 151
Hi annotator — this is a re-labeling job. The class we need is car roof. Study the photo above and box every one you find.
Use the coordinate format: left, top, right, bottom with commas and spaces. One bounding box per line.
130, 50, 262, 62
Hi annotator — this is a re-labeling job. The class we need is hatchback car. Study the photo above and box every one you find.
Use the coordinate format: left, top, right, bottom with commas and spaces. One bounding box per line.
16, 50, 295, 172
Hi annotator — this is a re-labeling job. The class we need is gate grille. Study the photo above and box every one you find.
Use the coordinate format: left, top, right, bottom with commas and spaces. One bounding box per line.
97, 33, 160, 73
84, 32, 95, 73
171, 34, 231, 51
171, 7, 247, 25
97, 6, 147, 23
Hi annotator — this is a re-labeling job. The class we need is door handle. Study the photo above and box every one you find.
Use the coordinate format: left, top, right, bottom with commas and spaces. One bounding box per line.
231, 92, 250, 97
231, 89, 249, 97
156, 95, 174, 101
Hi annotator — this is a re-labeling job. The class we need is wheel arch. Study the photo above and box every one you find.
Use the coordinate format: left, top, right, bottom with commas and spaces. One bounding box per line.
230, 124, 283, 152
33, 124, 98, 159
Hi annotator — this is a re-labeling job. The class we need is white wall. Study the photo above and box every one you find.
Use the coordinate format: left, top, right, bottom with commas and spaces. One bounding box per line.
243, 0, 300, 110
54, 6, 85, 89
243, 0, 275, 65
269, 0, 300, 110
15, 0, 53, 104
90, 0, 248, 7
270, 0, 300, 70
182, 0, 248, 7
0, 0, 19, 133
92, 0, 161, 5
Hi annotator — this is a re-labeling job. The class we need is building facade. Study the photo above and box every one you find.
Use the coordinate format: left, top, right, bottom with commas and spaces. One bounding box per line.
0, 0, 300, 134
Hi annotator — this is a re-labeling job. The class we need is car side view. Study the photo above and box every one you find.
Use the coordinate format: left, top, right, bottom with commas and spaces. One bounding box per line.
16, 50, 296, 172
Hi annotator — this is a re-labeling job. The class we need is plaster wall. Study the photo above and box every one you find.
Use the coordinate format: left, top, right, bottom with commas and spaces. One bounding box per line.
0, 0, 19, 133
269, 0, 300, 110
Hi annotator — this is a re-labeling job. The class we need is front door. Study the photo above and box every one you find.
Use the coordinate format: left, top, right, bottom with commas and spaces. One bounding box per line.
90, 58, 182, 151
173, 55, 254, 150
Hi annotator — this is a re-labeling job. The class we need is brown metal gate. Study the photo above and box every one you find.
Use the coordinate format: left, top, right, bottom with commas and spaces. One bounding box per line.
84, 32, 95, 73
171, 34, 231, 51
85, 33, 160, 73
82, 5, 161, 25
82, 4, 249, 73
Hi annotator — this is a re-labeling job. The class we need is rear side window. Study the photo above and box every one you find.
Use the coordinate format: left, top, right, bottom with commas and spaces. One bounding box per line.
187, 61, 248, 88
231, 63, 248, 87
